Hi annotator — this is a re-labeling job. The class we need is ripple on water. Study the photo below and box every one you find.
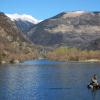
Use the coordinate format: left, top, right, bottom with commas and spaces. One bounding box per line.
0, 60, 100, 100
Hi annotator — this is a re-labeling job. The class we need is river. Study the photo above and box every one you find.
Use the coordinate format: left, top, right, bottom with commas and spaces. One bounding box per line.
0, 59, 100, 100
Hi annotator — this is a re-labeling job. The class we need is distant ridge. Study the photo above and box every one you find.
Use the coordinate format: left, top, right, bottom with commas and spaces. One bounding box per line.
27, 11, 100, 50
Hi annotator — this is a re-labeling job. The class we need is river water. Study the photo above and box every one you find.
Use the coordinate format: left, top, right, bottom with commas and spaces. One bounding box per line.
0, 59, 100, 100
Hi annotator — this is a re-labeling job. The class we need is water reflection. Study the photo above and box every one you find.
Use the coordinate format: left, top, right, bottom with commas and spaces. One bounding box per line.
89, 88, 100, 100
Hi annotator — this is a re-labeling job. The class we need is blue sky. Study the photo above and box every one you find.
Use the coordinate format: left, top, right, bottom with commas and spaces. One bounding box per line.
0, 0, 100, 20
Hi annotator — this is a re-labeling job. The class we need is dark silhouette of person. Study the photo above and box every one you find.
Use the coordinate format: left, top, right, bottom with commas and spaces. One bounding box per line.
91, 74, 99, 86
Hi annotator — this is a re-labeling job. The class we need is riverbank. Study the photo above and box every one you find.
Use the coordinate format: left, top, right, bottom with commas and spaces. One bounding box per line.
46, 47, 100, 63
0, 58, 100, 64
46, 58, 100, 63
81, 59, 100, 62
1, 49, 100, 64
0, 53, 38, 64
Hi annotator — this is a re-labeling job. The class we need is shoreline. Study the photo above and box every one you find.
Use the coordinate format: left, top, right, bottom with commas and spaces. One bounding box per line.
45, 58, 100, 63
0, 58, 100, 65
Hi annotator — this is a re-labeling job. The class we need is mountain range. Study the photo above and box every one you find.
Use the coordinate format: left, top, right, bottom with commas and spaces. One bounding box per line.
27, 11, 100, 50
1, 11, 100, 53
0, 11, 100, 63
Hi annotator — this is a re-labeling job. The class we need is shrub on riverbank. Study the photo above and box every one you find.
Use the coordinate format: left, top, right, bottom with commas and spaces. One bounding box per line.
47, 47, 100, 61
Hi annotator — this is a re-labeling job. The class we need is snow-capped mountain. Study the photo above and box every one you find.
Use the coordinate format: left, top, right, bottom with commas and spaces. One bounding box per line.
6, 13, 41, 33
6, 13, 40, 24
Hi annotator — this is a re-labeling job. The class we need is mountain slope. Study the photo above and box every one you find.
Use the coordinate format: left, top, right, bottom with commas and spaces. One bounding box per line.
28, 11, 100, 50
14, 19, 35, 33
0, 12, 37, 63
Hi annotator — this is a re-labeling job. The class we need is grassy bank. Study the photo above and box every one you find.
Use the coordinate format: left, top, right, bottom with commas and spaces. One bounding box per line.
1, 46, 100, 64
46, 47, 100, 62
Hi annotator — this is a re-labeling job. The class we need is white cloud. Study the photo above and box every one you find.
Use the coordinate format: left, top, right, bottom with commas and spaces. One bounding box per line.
6, 13, 41, 24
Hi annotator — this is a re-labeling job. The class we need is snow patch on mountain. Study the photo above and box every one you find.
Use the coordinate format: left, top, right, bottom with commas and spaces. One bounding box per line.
6, 13, 41, 24
61, 11, 86, 18
70, 11, 85, 14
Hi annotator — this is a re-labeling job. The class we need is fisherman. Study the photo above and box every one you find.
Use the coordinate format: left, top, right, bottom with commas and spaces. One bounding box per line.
88, 74, 100, 89
90, 74, 99, 86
